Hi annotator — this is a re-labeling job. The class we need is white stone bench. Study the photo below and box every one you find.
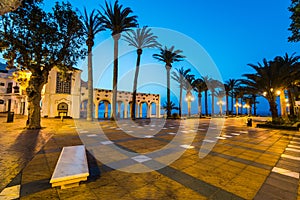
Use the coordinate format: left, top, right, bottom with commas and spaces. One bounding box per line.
50, 145, 89, 189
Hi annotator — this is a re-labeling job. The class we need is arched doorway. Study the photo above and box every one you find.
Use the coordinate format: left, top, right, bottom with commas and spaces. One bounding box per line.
98, 100, 111, 119
150, 102, 156, 117
116, 101, 125, 119
140, 102, 148, 118
57, 102, 68, 117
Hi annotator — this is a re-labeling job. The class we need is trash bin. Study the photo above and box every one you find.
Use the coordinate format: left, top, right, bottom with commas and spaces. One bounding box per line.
7, 112, 14, 123
247, 118, 252, 127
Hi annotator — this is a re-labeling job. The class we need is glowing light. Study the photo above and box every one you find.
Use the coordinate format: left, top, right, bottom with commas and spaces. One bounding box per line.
276, 90, 281, 96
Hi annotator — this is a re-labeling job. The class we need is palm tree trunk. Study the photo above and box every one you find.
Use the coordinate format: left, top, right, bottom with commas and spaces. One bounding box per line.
240, 98, 243, 115
253, 96, 257, 116
166, 65, 171, 118
179, 85, 182, 117
205, 90, 208, 116
198, 93, 202, 117
112, 35, 120, 120
87, 44, 93, 121
288, 89, 295, 116
235, 97, 238, 115
211, 92, 215, 115
131, 50, 142, 120
226, 94, 229, 115
269, 99, 279, 122
231, 94, 234, 114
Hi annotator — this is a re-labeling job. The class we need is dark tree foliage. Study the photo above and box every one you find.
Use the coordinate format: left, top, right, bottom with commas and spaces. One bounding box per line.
0, 1, 85, 129
288, 0, 300, 42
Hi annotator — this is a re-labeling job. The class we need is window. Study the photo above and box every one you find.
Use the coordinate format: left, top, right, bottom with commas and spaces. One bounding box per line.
0, 82, 4, 86
6, 82, 12, 93
0, 100, 4, 104
56, 72, 71, 94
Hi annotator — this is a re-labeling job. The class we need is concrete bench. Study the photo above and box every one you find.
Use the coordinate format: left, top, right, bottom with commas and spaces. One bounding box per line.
50, 145, 89, 189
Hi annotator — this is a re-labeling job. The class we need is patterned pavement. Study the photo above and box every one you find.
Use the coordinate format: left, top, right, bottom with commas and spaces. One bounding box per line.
1, 116, 300, 199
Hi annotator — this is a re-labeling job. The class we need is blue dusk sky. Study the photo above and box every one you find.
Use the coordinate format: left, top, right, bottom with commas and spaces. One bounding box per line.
18, 1, 300, 115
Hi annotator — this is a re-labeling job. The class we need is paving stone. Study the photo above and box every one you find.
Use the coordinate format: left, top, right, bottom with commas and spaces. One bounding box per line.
255, 183, 297, 200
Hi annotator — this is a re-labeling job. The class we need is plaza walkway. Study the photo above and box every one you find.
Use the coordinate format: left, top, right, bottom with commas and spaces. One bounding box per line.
0, 114, 300, 199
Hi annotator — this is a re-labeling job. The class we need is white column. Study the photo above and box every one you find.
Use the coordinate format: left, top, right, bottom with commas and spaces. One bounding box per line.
117, 101, 121, 118
156, 101, 160, 118
147, 103, 150, 118
139, 103, 143, 118
95, 102, 99, 119
104, 102, 108, 118
124, 102, 128, 118
149, 103, 152, 118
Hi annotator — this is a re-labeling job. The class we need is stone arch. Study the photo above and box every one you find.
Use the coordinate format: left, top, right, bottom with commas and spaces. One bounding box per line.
80, 99, 97, 118
150, 102, 157, 117
98, 99, 111, 119
139, 101, 149, 118
116, 100, 126, 119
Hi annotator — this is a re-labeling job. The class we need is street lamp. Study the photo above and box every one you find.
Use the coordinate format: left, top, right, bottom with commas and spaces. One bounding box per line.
217, 100, 225, 115
235, 103, 241, 116
185, 91, 194, 117
243, 104, 250, 115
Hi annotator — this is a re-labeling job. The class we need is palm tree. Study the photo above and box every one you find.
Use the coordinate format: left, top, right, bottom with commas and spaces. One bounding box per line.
153, 46, 185, 118
162, 101, 179, 116
234, 86, 245, 115
123, 27, 160, 120
82, 8, 104, 121
274, 53, 300, 117
193, 78, 207, 117
224, 83, 230, 115
207, 78, 222, 115
202, 76, 210, 116
99, 1, 138, 120
171, 67, 191, 117
242, 58, 288, 122
225, 79, 239, 115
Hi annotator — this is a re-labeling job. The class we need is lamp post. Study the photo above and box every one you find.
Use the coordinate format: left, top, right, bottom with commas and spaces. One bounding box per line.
243, 104, 250, 115
185, 91, 194, 117
217, 100, 225, 115
235, 103, 241, 116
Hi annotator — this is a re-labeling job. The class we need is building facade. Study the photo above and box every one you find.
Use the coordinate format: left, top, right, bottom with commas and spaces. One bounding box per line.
0, 66, 161, 119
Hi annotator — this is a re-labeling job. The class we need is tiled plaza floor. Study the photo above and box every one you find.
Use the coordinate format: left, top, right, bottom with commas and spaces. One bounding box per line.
1, 115, 300, 199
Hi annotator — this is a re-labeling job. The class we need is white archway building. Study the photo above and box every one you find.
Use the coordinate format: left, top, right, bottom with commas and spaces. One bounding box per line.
80, 87, 160, 119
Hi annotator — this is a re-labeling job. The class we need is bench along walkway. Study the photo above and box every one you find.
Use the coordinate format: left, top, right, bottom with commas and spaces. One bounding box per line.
50, 145, 89, 189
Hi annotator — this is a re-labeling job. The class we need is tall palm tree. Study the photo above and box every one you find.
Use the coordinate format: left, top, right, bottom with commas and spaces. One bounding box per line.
123, 27, 160, 120
202, 76, 210, 116
242, 58, 288, 122
193, 78, 207, 117
99, 1, 138, 120
234, 86, 245, 115
207, 78, 222, 115
224, 83, 230, 115
153, 46, 185, 118
82, 8, 104, 121
171, 67, 191, 117
274, 53, 300, 117
225, 79, 239, 115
